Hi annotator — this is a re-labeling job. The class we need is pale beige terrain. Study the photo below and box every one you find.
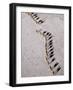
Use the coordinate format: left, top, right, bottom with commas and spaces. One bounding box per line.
21, 12, 64, 77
